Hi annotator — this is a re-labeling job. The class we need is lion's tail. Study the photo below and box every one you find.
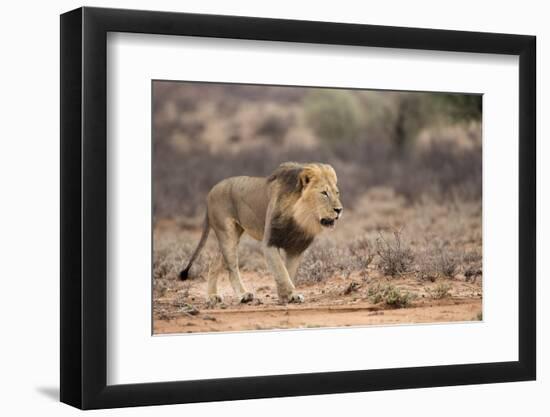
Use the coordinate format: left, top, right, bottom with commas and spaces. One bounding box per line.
179, 211, 210, 281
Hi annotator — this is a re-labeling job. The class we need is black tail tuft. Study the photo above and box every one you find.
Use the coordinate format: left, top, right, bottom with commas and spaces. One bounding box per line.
179, 267, 190, 281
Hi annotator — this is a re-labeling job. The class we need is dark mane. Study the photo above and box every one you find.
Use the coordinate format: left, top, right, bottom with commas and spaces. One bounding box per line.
268, 211, 314, 256
267, 162, 304, 194
267, 163, 315, 254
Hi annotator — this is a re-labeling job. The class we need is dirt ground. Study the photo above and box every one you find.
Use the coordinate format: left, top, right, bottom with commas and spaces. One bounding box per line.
153, 261, 482, 334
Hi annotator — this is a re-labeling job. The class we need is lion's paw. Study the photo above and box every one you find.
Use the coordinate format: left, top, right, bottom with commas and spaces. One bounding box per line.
239, 292, 255, 304
278, 292, 305, 304
288, 293, 305, 303
207, 294, 223, 307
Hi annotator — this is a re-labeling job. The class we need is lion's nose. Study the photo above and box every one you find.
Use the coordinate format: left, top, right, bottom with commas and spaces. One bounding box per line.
334, 207, 343, 215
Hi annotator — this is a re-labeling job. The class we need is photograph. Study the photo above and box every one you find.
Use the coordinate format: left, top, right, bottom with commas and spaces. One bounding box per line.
152, 81, 483, 334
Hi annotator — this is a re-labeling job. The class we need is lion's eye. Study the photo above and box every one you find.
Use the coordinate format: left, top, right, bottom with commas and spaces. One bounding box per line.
321, 191, 329, 197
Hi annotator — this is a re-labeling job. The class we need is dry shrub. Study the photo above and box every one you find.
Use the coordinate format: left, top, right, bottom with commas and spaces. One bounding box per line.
462, 250, 482, 281
297, 240, 350, 283
375, 229, 415, 276
296, 237, 375, 284
349, 236, 375, 270
367, 283, 414, 308
433, 242, 461, 278
464, 266, 483, 282
415, 253, 439, 282
153, 278, 169, 299
153, 238, 213, 281
463, 250, 482, 264
415, 239, 465, 280
153, 246, 175, 281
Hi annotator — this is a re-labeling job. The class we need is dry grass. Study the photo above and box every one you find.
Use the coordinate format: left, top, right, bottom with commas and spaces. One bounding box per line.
153, 194, 482, 294
433, 242, 461, 278
463, 250, 483, 282
415, 240, 462, 280
153, 234, 214, 282
296, 240, 353, 283
296, 236, 375, 284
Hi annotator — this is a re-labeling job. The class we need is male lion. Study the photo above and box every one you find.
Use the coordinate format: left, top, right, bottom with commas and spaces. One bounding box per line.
179, 162, 343, 304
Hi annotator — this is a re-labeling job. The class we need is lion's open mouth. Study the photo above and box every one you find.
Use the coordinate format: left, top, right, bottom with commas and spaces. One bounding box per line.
320, 218, 336, 227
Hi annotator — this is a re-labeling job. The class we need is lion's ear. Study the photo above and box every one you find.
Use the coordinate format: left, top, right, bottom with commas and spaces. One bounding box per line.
298, 167, 316, 190
299, 168, 312, 190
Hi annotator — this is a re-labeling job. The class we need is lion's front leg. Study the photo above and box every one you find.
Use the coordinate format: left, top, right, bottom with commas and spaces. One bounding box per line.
285, 252, 303, 286
263, 246, 304, 304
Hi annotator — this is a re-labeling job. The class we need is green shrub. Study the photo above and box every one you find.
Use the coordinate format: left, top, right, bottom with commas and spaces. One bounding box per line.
428, 282, 452, 299
304, 89, 363, 145
367, 283, 413, 308
433, 93, 482, 122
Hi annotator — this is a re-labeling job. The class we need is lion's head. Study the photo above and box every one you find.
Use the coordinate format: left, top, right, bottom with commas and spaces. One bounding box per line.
269, 162, 343, 236
294, 163, 343, 234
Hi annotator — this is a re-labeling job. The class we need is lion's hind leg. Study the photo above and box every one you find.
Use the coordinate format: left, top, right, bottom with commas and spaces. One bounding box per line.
214, 222, 255, 304
206, 252, 226, 305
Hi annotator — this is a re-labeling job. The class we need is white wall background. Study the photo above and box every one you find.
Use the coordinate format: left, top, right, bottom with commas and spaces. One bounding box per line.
0, 0, 545, 415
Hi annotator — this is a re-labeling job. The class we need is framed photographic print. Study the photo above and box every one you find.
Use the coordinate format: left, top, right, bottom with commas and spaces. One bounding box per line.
60, 6, 536, 410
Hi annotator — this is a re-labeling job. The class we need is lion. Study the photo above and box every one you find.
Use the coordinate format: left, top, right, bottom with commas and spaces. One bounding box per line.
179, 162, 343, 304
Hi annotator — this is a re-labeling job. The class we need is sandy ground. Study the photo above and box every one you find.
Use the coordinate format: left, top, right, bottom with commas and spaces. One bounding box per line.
153, 270, 482, 334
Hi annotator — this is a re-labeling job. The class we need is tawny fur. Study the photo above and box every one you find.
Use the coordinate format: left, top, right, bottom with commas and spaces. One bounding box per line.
180, 162, 343, 304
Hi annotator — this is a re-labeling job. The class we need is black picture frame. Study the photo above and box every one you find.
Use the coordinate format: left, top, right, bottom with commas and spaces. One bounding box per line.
60, 6, 536, 410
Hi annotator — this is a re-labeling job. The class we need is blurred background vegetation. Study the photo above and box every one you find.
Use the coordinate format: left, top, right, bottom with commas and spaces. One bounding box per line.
153, 82, 481, 221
